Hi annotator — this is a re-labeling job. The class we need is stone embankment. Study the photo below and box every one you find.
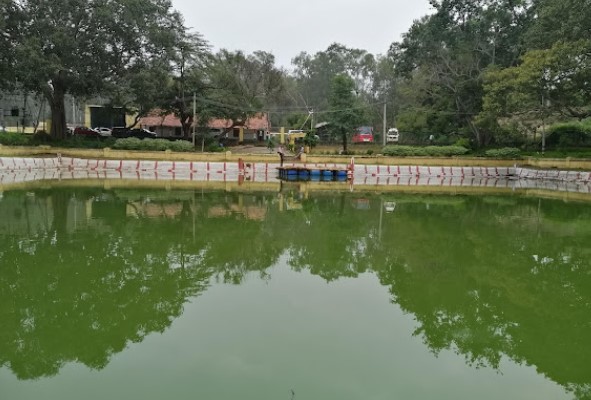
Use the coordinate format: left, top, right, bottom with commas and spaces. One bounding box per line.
0, 155, 590, 189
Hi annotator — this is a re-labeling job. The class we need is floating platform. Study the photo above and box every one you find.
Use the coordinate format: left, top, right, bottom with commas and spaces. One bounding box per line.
277, 166, 350, 181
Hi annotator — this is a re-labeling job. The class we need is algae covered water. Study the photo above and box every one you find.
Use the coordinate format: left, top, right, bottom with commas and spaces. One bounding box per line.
0, 186, 589, 399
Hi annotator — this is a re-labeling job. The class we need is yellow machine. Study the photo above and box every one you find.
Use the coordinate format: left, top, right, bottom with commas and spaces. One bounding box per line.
287, 130, 306, 146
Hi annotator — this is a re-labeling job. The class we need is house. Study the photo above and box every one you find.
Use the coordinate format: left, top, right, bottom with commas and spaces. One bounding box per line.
139, 112, 271, 142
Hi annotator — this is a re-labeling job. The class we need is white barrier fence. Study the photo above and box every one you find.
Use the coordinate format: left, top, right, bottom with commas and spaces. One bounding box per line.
0, 157, 590, 193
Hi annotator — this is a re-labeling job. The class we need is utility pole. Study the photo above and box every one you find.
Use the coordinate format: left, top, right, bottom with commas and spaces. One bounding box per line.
192, 92, 196, 148
382, 101, 387, 146
541, 93, 546, 154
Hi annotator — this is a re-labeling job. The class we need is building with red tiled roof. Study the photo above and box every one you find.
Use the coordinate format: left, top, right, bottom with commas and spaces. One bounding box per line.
140, 112, 270, 141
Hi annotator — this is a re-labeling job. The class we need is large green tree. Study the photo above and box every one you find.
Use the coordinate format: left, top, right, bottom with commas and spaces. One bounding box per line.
327, 74, 367, 152
160, 32, 210, 138
292, 43, 377, 112
0, 0, 19, 89
391, 0, 532, 146
5, 0, 185, 139
203, 50, 286, 135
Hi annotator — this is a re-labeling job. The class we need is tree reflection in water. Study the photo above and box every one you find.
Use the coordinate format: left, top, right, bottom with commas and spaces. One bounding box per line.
0, 188, 589, 399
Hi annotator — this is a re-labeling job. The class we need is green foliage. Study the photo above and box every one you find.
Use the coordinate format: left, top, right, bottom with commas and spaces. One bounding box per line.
30, 131, 52, 144
382, 145, 469, 157
0, 132, 30, 146
303, 133, 319, 148
5, 0, 188, 139
169, 140, 196, 152
205, 50, 285, 126
266, 137, 275, 151
484, 147, 521, 159
292, 43, 377, 112
112, 137, 143, 150
483, 40, 591, 121
328, 74, 368, 152
546, 122, 591, 148
455, 138, 471, 148
112, 138, 194, 152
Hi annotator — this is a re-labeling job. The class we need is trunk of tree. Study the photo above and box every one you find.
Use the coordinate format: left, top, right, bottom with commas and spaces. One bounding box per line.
46, 79, 67, 140
341, 130, 348, 153
181, 114, 193, 138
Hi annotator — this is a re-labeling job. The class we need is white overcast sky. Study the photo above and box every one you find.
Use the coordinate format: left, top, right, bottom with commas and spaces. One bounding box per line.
170, 0, 434, 68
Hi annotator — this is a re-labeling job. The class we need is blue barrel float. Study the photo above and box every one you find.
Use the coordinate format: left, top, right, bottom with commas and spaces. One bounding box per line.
277, 166, 350, 182
336, 170, 348, 180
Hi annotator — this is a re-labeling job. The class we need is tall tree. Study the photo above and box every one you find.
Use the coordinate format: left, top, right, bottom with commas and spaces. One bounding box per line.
0, 0, 20, 89
391, 0, 532, 146
6, 0, 185, 139
292, 43, 377, 112
204, 50, 285, 132
525, 0, 591, 50
327, 74, 367, 152
161, 32, 210, 137
482, 39, 591, 149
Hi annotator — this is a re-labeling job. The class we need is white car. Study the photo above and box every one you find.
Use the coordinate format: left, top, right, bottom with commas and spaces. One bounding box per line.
387, 128, 399, 143
94, 127, 112, 137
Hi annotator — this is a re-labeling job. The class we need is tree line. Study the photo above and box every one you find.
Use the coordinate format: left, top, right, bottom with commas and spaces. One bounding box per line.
1, 0, 590, 148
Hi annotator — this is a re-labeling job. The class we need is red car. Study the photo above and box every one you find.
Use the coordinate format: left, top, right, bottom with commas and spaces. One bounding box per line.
352, 126, 374, 143
73, 126, 101, 137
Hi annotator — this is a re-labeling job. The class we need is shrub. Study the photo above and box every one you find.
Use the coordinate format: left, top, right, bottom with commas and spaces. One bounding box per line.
382, 145, 469, 157
31, 131, 52, 144
546, 122, 591, 148
140, 139, 171, 152
206, 143, 224, 152
112, 137, 144, 150
113, 138, 195, 152
424, 146, 469, 156
455, 138, 471, 149
62, 136, 115, 149
168, 140, 195, 152
0, 132, 31, 146
484, 147, 521, 159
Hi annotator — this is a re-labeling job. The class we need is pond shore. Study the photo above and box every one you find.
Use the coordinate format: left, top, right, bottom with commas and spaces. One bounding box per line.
1, 144, 591, 170
1, 152, 590, 202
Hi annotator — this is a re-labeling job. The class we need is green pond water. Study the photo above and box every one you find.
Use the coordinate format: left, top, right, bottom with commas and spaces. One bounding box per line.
0, 186, 590, 400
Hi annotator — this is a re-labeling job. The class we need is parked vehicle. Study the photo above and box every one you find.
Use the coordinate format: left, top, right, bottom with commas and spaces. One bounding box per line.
111, 127, 129, 138
352, 126, 374, 143
112, 127, 157, 139
128, 128, 157, 139
94, 127, 112, 137
387, 128, 399, 143
73, 126, 101, 138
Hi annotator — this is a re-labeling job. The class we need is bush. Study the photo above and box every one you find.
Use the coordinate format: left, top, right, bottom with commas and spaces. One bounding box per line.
382, 145, 469, 157
140, 139, 171, 152
206, 143, 224, 152
455, 138, 471, 149
112, 137, 144, 150
31, 131, 52, 144
169, 140, 195, 152
112, 138, 195, 152
61, 136, 115, 149
484, 147, 521, 159
0, 132, 31, 146
546, 122, 591, 148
